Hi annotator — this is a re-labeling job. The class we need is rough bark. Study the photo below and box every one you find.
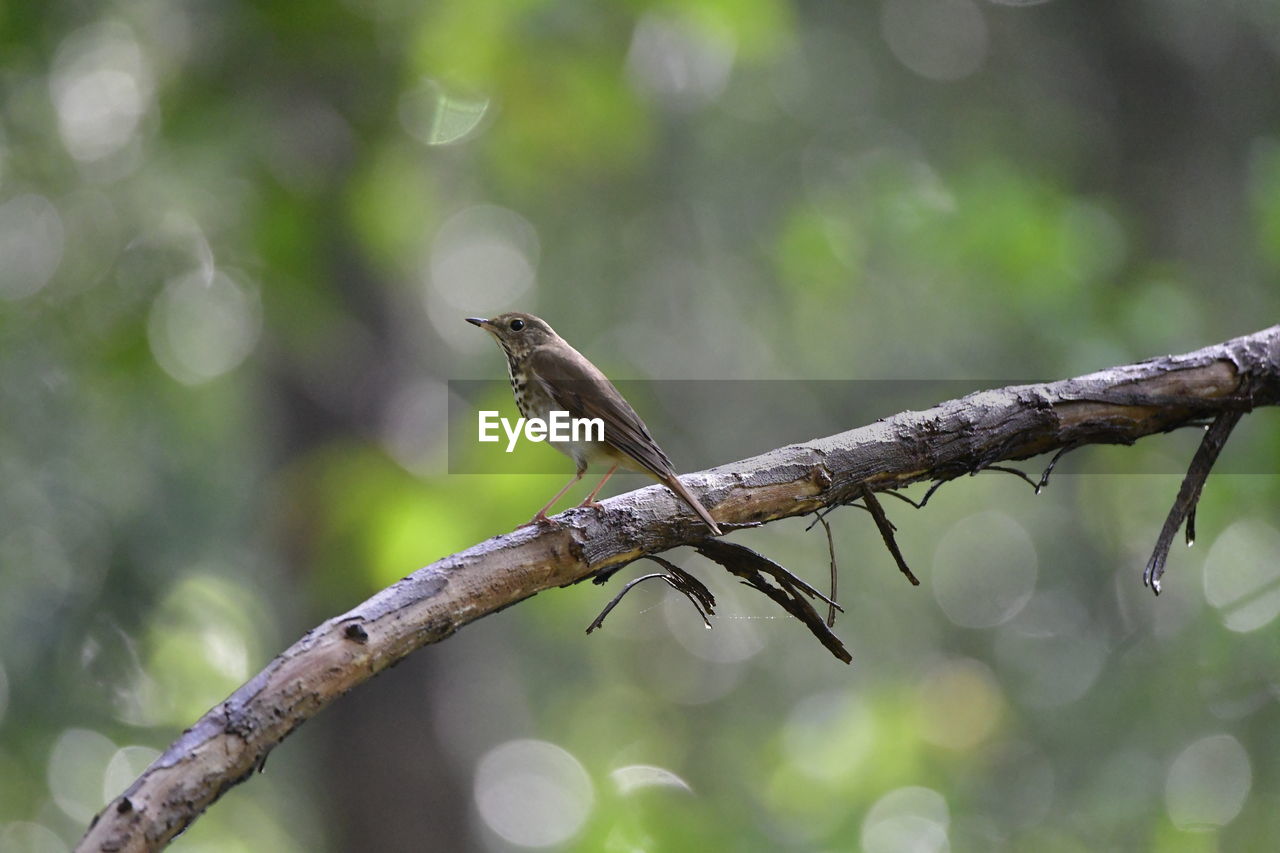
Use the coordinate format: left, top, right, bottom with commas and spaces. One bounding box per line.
79, 325, 1280, 852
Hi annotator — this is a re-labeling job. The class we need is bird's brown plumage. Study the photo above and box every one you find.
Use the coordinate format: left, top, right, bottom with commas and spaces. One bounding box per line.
468, 312, 722, 535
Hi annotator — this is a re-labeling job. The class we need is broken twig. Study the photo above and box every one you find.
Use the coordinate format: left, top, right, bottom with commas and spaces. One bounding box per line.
1143, 409, 1245, 594
694, 539, 850, 663
586, 555, 717, 633
859, 484, 920, 587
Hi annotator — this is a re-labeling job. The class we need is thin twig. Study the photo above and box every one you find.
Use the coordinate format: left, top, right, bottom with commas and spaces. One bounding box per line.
984, 465, 1040, 491
644, 555, 716, 615
802, 501, 871, 530
859, 484, 920, 586
1143, 410, 1244, 594
586, 573, 675, 632
816, 515, 839, 627
803, 506, 833, 532
586, 569, 713, 634
918, 477, 951, 508
880, 489, 926, 509
694, 539, 849, 663
1036, 443, 1077, 493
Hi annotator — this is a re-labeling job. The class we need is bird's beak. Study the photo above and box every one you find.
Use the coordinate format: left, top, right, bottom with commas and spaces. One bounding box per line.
465, 317, 489, 329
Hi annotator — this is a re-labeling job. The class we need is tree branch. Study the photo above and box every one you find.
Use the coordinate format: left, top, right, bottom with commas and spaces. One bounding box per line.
79, 326, 1280, 852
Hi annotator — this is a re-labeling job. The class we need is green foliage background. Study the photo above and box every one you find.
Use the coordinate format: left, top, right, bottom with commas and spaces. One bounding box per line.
2, 0, 1280, 850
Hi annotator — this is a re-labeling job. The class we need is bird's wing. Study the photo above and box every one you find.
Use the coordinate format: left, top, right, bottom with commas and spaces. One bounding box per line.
526, 345, 675, 478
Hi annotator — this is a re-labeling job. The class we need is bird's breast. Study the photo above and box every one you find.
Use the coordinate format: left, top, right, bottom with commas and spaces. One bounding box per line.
507, 365, 552, 420
506, 364, 613, 467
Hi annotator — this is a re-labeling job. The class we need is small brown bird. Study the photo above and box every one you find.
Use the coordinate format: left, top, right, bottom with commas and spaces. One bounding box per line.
467, 313, 722, 535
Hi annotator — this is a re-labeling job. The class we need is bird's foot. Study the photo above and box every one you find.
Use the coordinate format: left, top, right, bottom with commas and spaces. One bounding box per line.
517, 512, 558, 530
578, 498, 606, 517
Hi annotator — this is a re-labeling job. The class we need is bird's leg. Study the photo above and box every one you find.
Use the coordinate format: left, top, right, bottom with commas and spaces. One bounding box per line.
520, 470, 584, 528
579, 463, 619, 515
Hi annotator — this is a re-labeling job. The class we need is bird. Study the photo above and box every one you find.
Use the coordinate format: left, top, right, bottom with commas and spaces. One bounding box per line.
467, 313, 722, 535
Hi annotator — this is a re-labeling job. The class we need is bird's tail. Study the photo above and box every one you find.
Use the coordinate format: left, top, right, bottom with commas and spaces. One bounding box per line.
661, 474, 722, 536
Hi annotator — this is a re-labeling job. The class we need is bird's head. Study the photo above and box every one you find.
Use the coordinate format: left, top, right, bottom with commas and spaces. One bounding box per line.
466, 312, 558, 358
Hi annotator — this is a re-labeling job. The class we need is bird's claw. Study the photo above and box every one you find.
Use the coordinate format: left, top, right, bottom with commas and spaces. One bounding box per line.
517, 513, 557, 530
578, 499, 606, 517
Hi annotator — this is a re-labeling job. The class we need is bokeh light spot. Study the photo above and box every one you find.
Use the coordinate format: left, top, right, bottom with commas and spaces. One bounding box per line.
103, 745, 161, 805
882, 0, 988, 82
47, 728, 118, 824
399, 79, 490, 146
474, 739, 594, 847
1165, 733, 1251, 830
428, 205, 539, 314
148, 269, 262, 385
0, 194, 65, 300
382, 379, 449, 476
933, 510, 1037, 628
1202, 519, 1280, 632
142, 570, 261, 725
0, 525, 76, 634
664, 585, 764, 664
0, 823, 68, 853
626, 13, 736, 110
861, 786, 950, 853
610, 764, 692, 796
50, 23, 153, 162
915, 658, 1003, 750
783, 690, 875, 782
994, 589, 1106, 707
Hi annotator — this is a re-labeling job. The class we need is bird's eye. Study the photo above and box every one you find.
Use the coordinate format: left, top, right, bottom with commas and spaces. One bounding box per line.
509, 319, 525, 331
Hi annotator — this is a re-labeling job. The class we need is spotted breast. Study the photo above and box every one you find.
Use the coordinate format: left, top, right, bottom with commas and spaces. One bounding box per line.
506, 355, 553, 422
505, 351, 605, 472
